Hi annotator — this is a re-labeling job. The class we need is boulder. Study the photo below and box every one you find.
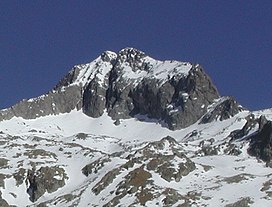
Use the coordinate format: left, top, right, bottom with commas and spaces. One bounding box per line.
26, 166, 67, 202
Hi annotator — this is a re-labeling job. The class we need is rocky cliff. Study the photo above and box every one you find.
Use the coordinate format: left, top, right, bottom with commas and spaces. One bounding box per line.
0, 48, 242, 130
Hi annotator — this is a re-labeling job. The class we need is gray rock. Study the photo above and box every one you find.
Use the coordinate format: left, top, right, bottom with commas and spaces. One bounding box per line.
0, 191, 9, 207
248, 116, 272, 162
114, 119, 120, 125
200, 96, 243, 124
228, 114, 257, 141
165, 65, 219, 129
259, 115, 268, 131
162, 188, 185, 206
0, 158, 8, 168
106, 63, 220, 130
54, 66, 80, 89
83, 78, 108, 118
82, 157, 111, 177
26, 166, 67, 202
0, 85, 82, 121
0, 48, 230, 130
13, 168, 26, 186
225, 197, 253, 207
199, 145, 219, 156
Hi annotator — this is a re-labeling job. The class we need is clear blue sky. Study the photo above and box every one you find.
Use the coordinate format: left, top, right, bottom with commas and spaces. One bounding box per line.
1, 1, 271, 110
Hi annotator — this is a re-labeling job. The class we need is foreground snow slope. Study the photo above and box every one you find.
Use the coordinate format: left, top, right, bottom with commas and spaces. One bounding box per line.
0, 108, 271, 206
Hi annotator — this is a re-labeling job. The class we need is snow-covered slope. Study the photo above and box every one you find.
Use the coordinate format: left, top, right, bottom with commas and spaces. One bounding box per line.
0, 108, 272, 206
0, 48, 272, 207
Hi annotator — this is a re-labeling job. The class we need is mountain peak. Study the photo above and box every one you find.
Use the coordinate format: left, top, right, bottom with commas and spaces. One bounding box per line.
118, 47, 145, 56
100, 50, 117, 62
115, 47, 147, 69
100, 48, 146, 63
0, 48, 236, 130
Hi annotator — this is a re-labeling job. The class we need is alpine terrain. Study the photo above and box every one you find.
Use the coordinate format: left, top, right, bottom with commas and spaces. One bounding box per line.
0, 48, 271, 207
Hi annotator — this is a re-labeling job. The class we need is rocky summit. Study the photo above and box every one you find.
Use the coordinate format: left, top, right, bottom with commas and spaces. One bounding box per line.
0, 48, 271, 206
0, 48, 221, 130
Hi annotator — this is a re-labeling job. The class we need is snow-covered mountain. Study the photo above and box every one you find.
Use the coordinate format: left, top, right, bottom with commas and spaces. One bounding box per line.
0, 48, 271, 207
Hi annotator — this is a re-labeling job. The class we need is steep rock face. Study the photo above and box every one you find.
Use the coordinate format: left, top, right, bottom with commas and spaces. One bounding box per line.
0, 85, 82, 121
228, 114, 257, 141
94, 48, 220, 129
26, 166, 67, 202
23, 86, 81, 117
0, 48, 236, 130
200, 97, 244, 124
0, 51, 116, 121
248, 116, 272, 162
163, 66, 220, 129
82, 52, 116, 117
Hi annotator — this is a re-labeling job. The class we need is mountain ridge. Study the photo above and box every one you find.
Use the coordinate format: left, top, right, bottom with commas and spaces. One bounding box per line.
0, 48, 272, 206
0, 48, 240, 130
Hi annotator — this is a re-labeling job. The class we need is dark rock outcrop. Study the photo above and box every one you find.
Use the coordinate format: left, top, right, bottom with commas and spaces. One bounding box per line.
163, 66, 220, 129
225, 197, 253, 207
228, 114, 257, 141
248, 116, 272, 163
200, 97, 243, 124
102, 49, 220, 129
0, 192, 9, 207
26, 166, 67, 202
0, 85, 82, 121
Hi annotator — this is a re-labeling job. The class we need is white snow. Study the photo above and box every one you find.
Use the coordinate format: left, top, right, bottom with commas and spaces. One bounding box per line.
0, 107, 271, 206
119, 56, 192, 86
